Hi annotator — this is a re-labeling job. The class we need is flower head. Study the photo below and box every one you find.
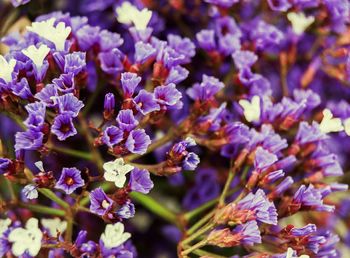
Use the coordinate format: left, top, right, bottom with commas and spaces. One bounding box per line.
239, 96, 261, 123
100, 222, 131, 249
90, 187, 114, 216
55, 167, 85, 194
22, 184, 38, 199
41, 218, 67, 237
8, 218, 43, 257
0, 55, 16, 83
22, 44, 50, 69
129, 168, 154, 194
103, 158, 134, 188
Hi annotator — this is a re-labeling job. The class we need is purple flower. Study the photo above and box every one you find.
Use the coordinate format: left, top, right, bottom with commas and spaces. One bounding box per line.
154, 83, 182, 107
116, 202, 135, 219
125, 129, 151, 155
183, 152, 200, 170
116, 109, 138, 132
15, 130, 44, 152
204, 0, 239, 7
56, 93, 84, 117
35, 84, 58, 107
237, 189, 278, 225
104, 93, 115, 116
129, 168, 154, 194
254, 147, 278, 170
51, 113, 77, 141
24, 114, 45, 131
10, 0, 30, 7
295, 121, 327, 145
53, 73, 75, 93
134, 41, 156, 64
293, 89, 321, 110
99, 30, 124, 52
232, 50, 258, 70
12, 78, 33, 99
274, 176, 294, 195
133, 90, 160, 115
99, 51, 123, 75
267, 0, 291, 11
196, 30, 216, 51
290, 224, 317, 237
64, 52, 86, 75
0, 158, 12, 175
55, 167, 85, 194
162, 47, 186, 68
251, 20, 284, 50
233, 221, 262, 246
102, 126, 124, 148
121, 72, 141, 98
187, 75, 224, 101
76, 25, 100, 51
165, 66, 189, 85
167, 34, 195, 62
89, 187, 114, 216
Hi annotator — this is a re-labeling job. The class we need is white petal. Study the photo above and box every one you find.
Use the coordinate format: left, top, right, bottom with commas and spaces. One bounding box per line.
344, 118, 350, 136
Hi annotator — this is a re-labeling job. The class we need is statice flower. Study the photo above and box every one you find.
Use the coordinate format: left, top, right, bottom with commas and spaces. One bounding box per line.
55, 167, 85, 194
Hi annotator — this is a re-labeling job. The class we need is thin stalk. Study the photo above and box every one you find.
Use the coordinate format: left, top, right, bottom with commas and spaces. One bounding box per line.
130, 192, 178, 225
65, 215, 73, 242
19, 202, 65, 216
182, 239, 208, 256
218, 160, 234, 206
192, 249, 226, 258
181, 223, 214, 246
187, 210, 215, 235
38, 188, 70, 209
50, 145, 92, 160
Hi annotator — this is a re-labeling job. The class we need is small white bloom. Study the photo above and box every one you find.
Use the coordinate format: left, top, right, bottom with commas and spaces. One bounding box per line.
41, 218, 67, 236
0, 218, 11, 236
34, 160, 44, 171
116, 3, 152, 30
319, 109, 344, 134
22, 44, 50, 69
185, 137, 196, 147
8, 218, 43, 257
0, 55, 16, 83
286, 247, 310, 258
103, 158, 134, 188
344, 118, 350, 136
27, 18, 71, 51
287, 12, 315, 35
100, 222, 131, 249
22, 184, 38, 199
239, 95, 261, 123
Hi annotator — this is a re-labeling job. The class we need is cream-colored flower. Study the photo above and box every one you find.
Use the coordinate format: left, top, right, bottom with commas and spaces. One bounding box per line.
8, 218, 43, 257
319, 109, 344, 134
100, 222, 131, 249
41, 218, 67, 236
239, 95, 261, 123
116, 2, 152, 30
0, 218, 11, 236
287, 12, 314, 35
22, 44, 50, 69
27, 18, 71, 51
286, 247, 310, 258
344, 118, 350, 136
103, 158, 134, 187
0, 55, 16, 83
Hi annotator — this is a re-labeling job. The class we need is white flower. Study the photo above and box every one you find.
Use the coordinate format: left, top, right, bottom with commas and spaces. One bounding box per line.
22, 44, 50, 69
185, 137, 196, 147
26, 18, 71, 51
344, 118, 350, 136
116, 2, 152, 30
103, 158, 134, 188
0, 218, 11, 236
8, 218, 43, 257
239, 95, 261, 123
41, 218, 67, 236
286, 247, 310, 258
35, 160, 44, 171
319, 109, 344, 134
0, 55, 16, 83
22, 184, 38, 199
100, 222, 131, 249
287, 12, 314, 35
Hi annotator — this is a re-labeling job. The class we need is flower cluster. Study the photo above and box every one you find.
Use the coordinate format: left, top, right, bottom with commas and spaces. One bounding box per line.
0, 0, 350, 257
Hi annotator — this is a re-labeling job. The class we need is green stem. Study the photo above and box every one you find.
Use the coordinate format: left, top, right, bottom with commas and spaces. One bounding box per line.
182, 223, 214, 246
191, 248, 226, 258
187, 210, 215, 235
218, 160, 234, 206
182, 239, 208, 256
65, 215, 73, 242
19, 202, 66, 216
38, 188, 70, 209
130, 192, 178, 225
50, 145, 92, 160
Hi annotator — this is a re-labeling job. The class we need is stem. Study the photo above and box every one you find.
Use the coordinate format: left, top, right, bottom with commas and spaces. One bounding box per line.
182, 239, 208, 256
5, 178, 17, 201
50, 145, 92, 160
19, 202, 66, 216
218, 160, 234, 206
187, 210, 215, 235
38, 189, 70, 209
65, 215, 73, 242
182, 223, 214, 246
130, 192, 178, 225
192, 248, 226, 258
